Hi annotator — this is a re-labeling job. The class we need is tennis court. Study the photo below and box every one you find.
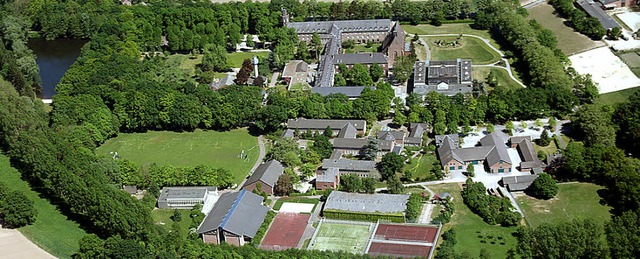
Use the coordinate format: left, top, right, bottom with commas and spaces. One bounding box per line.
260, 213, 310, 250
308, 220, 373, 254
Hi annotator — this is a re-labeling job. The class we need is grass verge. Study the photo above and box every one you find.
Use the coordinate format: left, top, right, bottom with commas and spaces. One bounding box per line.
516, 182, 611, 228
97, 129, 258, 184
0, 154, 87, 259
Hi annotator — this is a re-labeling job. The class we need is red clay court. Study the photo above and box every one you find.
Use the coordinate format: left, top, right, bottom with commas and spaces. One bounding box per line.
366, 223, 440, 258
368, 242, 433, 258
260, 213, 310, 251
373, 224, 438, 243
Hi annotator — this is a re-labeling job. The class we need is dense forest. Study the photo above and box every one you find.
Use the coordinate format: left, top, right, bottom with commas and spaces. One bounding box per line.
0, 0, 639, 258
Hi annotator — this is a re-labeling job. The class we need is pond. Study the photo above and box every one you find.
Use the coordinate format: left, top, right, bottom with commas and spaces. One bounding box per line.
28, 38, 86, 99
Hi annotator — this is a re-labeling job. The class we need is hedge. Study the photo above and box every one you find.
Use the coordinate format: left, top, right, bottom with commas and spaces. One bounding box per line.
323, 210, 405, 223
250, 210, 277, 246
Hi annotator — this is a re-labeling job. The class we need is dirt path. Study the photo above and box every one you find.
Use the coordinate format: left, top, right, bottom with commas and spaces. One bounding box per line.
0, 228, 55, 259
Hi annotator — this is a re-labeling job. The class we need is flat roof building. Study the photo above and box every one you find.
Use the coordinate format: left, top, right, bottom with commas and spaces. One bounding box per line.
158, 186, 218, 209
412, 59, 473, 96
323, 191, 410, 222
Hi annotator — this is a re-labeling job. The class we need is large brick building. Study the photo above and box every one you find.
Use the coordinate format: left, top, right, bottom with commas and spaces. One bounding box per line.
437, 132, 512, 173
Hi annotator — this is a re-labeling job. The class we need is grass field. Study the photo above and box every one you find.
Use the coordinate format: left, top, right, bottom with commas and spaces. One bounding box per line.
166, 54, 226, 80
310, 222, 372, 253
517, 183, 611, 228
595, 87, 640, 106
403, 24, 501, 50
344, 44, 381, 54
429, 183, 518, 258
227, 51, 269, 68
96, 129, 259, 184
423, 36, 501, 65
403, 154, 437, 181
0, 154, 87, 259
273, 197, 320, 212
150, 209, 194, 233
527, 3, 603, 55
472, 67, 523, 91
534, 140, 558, 156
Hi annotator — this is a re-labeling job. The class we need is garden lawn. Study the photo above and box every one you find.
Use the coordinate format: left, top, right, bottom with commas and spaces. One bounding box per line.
533, 140, 558, 156
344, 44, 381, 54
516, 182, 611, 228
150, 209, 194, 233
402, 24, 501, 49
403, 154, 437, 181
472, 67, 523, 91
0, 154, 87, 259
96, 129, 258, 184
595, 87, 639, 106
273, 197, 320, 212
166, 54, 226, 79
429, 183, 519, 258
424, 36, 501, 65
226, 51, 269, 68
527, 3, 603, 55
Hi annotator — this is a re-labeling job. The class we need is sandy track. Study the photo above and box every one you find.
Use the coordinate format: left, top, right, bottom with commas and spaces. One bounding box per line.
0, 227, 56, 259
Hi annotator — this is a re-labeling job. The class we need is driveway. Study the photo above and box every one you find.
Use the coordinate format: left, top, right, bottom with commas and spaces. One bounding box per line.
0, 228, 55, 259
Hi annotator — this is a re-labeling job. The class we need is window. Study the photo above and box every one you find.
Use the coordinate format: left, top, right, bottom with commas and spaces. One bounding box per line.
450, 166, 455, 170
458, 166, 463, 170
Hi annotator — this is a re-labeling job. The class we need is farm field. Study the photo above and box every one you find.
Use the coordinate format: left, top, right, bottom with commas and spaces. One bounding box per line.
595, 87, 640, 106
96, 129, 259, 184
0, 154, 86, 259
527, 3, 603, 55
516, 182, 612, 228
309, 221, 372, 253
472, 67, 523, 91
423, 36, 501, 65
428, 183, 519, 258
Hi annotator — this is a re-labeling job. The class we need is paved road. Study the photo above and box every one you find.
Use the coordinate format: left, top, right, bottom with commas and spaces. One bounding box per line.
0, 228, 55, 259
411, 33, 527, 88
297, 200, 324, 249
522, 0, 545, 9
236, 135, 266, 190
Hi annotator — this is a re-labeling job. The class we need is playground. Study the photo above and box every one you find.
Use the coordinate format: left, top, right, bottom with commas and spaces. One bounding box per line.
96, 129, 258, 184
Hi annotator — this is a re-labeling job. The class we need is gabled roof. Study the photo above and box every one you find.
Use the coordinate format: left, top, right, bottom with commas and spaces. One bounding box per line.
435, 134, 459, 147
317, 167, 340, 183
282, 60, 309, 78
409, 123, 429, 138
502, 174, 539, 191
333, 138, 368, 149
286, 118, 366, 131
312, 86, 374, 98
243, 160, 284, 189
378, 131, 405, 141
322, 158, 377, 172
438, 136, 464, 167
453, 146, 494, 161
325, 191, 410, 214
480, 132, 512, 165
333, 53, 388, 65
509, 136, 531, 145
197, 190, 269, 238
516, 138, 537, 162
337, 123, 358, 139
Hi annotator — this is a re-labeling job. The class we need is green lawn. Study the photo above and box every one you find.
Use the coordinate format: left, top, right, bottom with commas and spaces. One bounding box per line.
534, 140, 558, 156
595, 87, 640, 106
344, 44, 381, 54
517, 183, 611, 228
0, 154, 87, 259
96, 129, 259, 184
424, 36, 501, 65
310, 222, 372, 253
166, 54, 227, 80
226, 51, 269, 68
429, 183, 519, 258
527, 3, 603, 55
150, 209, 194, 233
403, 24, 501, 50
273, 197, 320, 212
403, 154, 437, 181
472, 67, 523, 90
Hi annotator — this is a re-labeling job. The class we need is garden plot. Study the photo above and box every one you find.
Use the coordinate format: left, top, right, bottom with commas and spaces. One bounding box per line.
569, 47, 640, 94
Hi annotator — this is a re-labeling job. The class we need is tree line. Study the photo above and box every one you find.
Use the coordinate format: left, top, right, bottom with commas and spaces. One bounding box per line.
461, 179, 520, 227
548, 0, 606, 39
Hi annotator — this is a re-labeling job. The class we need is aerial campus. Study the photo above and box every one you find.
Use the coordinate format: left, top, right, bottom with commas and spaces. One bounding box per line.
1, 0, 640, 258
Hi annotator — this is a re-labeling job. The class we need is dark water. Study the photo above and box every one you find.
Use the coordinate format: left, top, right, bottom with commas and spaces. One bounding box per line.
28, 38, 86, 99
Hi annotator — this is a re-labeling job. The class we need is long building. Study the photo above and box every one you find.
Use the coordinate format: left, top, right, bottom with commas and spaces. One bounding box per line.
284, 10, 407, 88
412, 59, 473, 96
157, 186, 218, 209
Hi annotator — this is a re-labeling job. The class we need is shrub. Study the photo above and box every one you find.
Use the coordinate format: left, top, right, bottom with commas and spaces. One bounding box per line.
528, 173, 558, 199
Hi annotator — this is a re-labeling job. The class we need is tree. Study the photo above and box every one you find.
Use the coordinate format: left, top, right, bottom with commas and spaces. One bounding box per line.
479, 248, 491, 259
537, 129, 551, 147
486, 123, 494, 133
349, 64, 373, 86
609, 27, 622, 40
535, 119, 543, 128
254, 105, 288, 132
505, 121, 514, 135
362, 177, 376, 194
236, 59, 254, 85
341, 174, 363, 192
370, 63, 384, 82
387, 175, 404, 194
573, 104, 616, 147
519, 121, 528, 130
267, 138, 301, 167
310, 135, 333, 158
76, 234, 106, 258
201, 44, 228, 72
310, 32, 323, 60
466, 163, 475, 177
606, 210, 640, 258
362, 138, 380, 160
392, 55, 415, 83
171, 210, 182, 222
323, 126, 333, 138
0, 190, 36, 228
274, 174, 294, 196
392, 111, 406, 127
528, 173, 558, 199
378, 153, 405, 180
548, 117, 557, 132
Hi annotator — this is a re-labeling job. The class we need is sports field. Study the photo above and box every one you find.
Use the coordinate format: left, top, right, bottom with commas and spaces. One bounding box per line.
309, 221, 372, 254
261, 213, 310, 250
423, 36, 501, 65
0, 154, 86, 259
516, 182, 611, 228
96, 129, 258, 184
